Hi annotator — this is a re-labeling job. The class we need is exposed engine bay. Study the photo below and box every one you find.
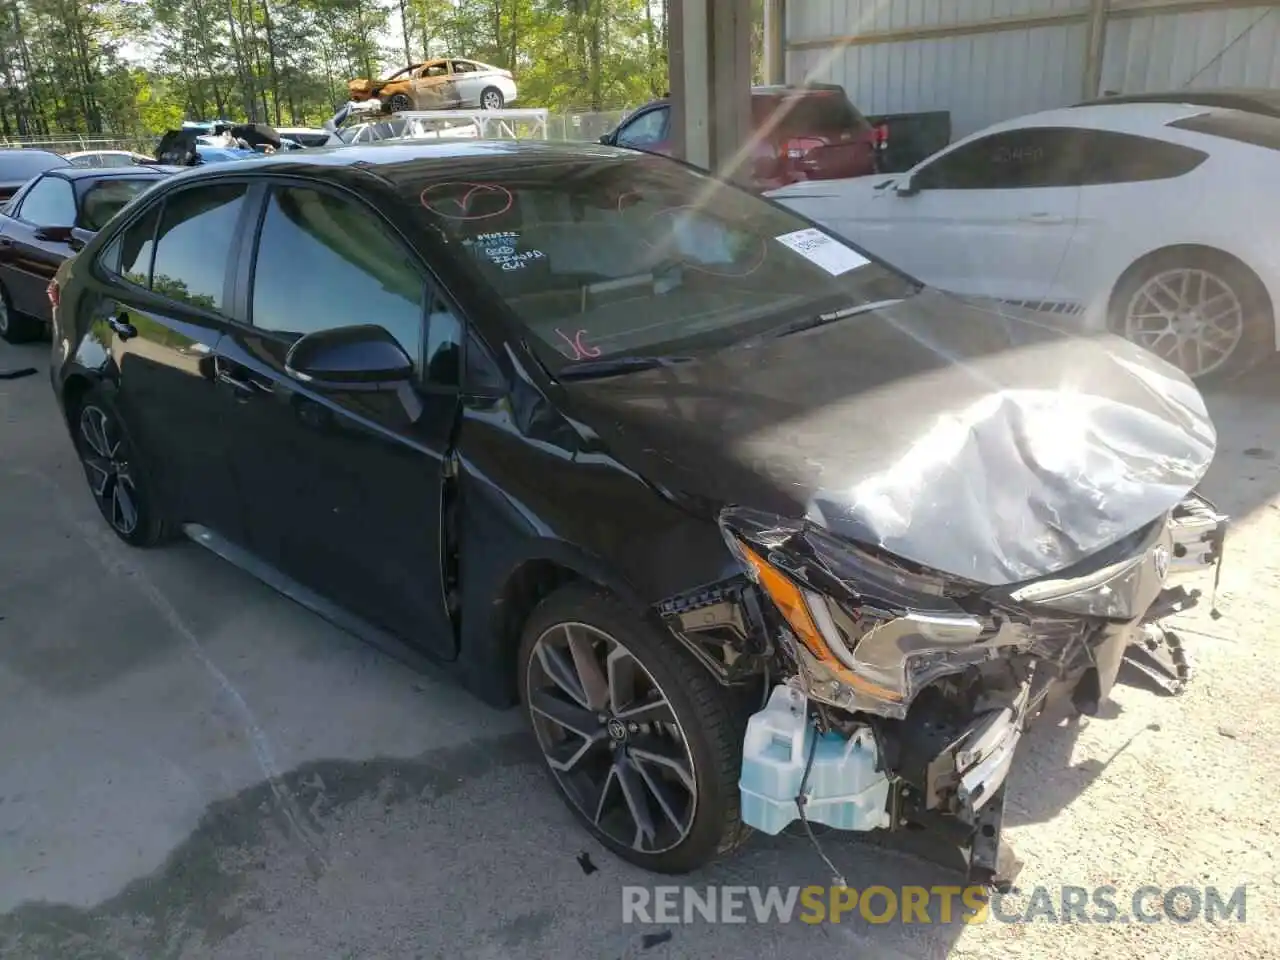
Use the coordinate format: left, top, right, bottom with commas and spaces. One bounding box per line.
657, 492, 1227, 889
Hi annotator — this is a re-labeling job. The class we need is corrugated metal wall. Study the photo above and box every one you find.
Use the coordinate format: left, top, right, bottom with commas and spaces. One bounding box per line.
786, 1, 1280, 139
1101, 5, 1280, 93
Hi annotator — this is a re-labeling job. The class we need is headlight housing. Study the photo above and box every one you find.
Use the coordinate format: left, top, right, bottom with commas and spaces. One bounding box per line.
720, 507, 995, 719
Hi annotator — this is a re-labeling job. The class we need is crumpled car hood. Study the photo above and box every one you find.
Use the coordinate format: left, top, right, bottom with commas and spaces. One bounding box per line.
558, 290, 1217, 586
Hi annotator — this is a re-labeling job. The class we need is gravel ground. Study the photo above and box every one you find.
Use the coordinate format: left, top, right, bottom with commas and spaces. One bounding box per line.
1, 336, 1277, 959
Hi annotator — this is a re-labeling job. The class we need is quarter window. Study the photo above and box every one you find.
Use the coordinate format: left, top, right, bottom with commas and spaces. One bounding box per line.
150, 183, 248, 311
911, 128, 1087, 191
1076, 131, 1207, 184
18, 176, 76, 227
99, 207, 160, 285
250, 186, 426, 365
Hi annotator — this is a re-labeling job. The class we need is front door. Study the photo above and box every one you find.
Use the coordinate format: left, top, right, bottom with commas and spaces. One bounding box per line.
90, 182, 253, 545
0, 175, 89, 318
854, 127, 1084, 306
214, 182, 460, 657
412, 60, 459, 109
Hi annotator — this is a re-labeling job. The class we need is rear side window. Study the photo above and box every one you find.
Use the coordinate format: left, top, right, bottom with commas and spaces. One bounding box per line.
913, 128, 1087, 190
150, 183, 248, 312
762, 91, 870, 136
1076, 130, 1207, 184
1168, 112, 1280, 152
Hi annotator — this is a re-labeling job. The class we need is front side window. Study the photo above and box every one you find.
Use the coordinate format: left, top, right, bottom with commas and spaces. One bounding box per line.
912, 128, 1086, 191
617, 108, 668, 148
18, 177, 76, 227
250, 186, 425, 364
150, 183, 247, 311
410, 155, 915, 374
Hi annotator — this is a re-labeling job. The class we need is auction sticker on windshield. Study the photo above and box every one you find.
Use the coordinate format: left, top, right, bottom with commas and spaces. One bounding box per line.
775, 228, 870, 276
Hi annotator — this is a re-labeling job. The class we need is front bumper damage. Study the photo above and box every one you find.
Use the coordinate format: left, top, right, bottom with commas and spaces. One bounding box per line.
663, 493, 1228, 889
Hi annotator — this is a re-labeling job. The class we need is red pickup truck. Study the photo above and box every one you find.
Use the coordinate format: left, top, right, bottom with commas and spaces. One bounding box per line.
599, 84, 879, 190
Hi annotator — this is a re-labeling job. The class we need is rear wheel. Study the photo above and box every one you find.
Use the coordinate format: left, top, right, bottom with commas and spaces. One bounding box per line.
481, 87, 505, 110
1110, 248, 1272, 382
0, 281, 43, 344
518, 584, 750, 873
71, 385, 173, 547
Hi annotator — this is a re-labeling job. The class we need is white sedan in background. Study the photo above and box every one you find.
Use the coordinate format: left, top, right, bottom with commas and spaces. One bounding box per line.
65, 149, 155, 168
769, 102, 1280, 381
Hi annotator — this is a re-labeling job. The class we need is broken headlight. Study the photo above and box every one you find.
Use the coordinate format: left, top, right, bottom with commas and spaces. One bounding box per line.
720, 507, 998, 719
1005, 523, 1174, 621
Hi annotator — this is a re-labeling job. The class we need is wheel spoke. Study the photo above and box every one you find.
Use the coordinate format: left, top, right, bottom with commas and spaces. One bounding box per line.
633, 756, 688, 830
82, 457, 112, 497
615, 691, 677, 727
529, 688, 602, 740
591, 764, 619, 826
544, 728, 608, 773
112, 477, 139, 533
80, 409, 112, 459
615, 759, 658, 849
566, 625, 610, 711
630, 734, 696, 793
536, 641, 589, 708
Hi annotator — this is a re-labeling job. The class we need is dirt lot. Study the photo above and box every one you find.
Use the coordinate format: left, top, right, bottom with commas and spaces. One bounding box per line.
1, 335, 1277, 959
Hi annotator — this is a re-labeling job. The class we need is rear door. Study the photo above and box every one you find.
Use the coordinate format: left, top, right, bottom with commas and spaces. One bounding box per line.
90, 180, 254, 544
212, 180, 461, 657
853, 127, 1084, 305
449, 60, 484, 107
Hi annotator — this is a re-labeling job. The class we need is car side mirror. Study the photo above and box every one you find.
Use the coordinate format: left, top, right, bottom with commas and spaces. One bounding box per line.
599, 132, 615, 145
35, 225, 77, 244
895, 176, 920, 198
285, 324, 414, 390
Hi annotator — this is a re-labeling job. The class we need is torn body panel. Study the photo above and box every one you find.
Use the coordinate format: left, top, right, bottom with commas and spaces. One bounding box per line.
716, 492, 1227, 886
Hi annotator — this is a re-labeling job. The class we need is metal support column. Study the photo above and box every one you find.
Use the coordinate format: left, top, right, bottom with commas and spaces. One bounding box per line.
669, 0, 754, 181
763, 0, 786, 85
1082, 0, 1110, 100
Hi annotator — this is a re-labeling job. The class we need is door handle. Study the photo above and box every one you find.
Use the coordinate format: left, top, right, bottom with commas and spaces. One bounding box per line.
214, 359, 270, 399
1021, 213, 1065, 225
108, 314, 137, 340
0, 237, 12, 247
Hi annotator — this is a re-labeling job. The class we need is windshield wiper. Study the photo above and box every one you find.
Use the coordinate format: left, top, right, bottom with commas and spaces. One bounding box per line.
754, 298, 906, 342
556, 355, 694, 382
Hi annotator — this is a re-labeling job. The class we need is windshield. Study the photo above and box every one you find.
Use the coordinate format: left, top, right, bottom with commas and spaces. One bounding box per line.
411, 154, 915, 373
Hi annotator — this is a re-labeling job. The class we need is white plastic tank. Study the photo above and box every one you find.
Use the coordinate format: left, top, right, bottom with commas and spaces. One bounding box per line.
739, 684, 893, 835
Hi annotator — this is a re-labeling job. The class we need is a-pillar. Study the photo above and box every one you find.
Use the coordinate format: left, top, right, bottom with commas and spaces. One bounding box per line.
668, 0, 754, 182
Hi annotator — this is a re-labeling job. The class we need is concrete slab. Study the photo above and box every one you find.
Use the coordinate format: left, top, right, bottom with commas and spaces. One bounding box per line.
2, 336, 1278, 959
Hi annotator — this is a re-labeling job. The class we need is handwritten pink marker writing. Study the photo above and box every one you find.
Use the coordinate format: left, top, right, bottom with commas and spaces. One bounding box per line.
555, 328, 602, 360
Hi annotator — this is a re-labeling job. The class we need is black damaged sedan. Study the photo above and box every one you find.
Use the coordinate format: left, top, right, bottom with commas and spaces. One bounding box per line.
48, 141, 1227, 882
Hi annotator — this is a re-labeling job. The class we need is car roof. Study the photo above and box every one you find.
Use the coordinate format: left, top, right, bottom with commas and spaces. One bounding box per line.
1076, 87, 1280, 114
44, 165, 170, 182
0, 147, 66, 159
978, 101, 1233, 136
163, 139, 630, 185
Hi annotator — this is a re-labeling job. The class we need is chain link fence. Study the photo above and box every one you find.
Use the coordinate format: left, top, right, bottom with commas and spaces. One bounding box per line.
0, 110, 633, 154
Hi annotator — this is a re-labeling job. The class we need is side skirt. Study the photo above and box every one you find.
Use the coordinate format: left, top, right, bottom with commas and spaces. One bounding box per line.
183, 523, 456, 684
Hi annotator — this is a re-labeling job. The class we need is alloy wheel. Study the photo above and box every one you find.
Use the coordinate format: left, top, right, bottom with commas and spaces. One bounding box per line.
526, 621, 698, 855
482, 90, 503, 110
1124, 267, 1244, 379
77, 404, 141, 536
0, 295, 9, 335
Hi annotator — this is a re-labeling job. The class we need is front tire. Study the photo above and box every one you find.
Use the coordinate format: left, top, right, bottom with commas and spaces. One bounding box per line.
70, 385, 173, 547
518, 584, 750, 873
387, 92, 412, 113
0, 280, 43, 344
1109, 248, 1272, 382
